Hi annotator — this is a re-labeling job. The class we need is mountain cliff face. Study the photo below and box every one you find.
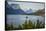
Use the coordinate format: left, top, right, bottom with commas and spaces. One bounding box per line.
25, 9, 33, 14
36, 9, 45, 16
5, 1, 26, 14
31, 9, 45, 16
5, 1, 45, 15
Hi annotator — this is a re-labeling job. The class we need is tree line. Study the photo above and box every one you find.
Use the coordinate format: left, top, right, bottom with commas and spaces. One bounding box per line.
5, 19, 45, 30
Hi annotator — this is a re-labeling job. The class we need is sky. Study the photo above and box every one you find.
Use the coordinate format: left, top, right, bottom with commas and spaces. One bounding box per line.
8, 1, 45, 12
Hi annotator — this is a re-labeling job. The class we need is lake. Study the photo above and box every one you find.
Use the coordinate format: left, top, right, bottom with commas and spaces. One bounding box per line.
6, 15, 45, 27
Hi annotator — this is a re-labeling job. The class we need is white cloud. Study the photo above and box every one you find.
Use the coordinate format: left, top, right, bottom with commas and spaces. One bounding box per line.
19, 2, 44, 12
8, 1, 44, 12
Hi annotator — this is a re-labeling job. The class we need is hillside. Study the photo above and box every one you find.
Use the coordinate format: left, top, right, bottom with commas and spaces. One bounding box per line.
34, 9, 45, 16
5, 1, 26, 14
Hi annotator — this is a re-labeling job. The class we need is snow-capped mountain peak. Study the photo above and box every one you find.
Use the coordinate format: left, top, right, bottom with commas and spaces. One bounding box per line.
25, 9, 33, 14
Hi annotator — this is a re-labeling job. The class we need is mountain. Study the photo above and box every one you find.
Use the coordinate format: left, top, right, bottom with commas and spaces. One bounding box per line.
5, 1, 26, 14
25, 9, 33, 14
31, 8, 45, 16
25, 8, 45, 16
5, 1, 33, 15
35, 9, 45, 16
5, 1, 45, 15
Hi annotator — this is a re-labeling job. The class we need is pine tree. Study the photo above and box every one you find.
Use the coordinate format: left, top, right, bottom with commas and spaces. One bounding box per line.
36, 19, 40, 28
22, 20, 28, 29
10, 23, 13, 30
39, 21, 45, 28
27, 20, 33, 29
22, 16, 28, 29
42, 22, 45, 28
33, 22, 36, 28
18, 24, 22, 29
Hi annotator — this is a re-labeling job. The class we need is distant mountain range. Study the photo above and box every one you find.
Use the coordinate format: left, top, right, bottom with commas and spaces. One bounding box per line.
5, 1, 45, 15
30, 9, 45, 16
25, 9, 33, 14
5, 1, 26, 14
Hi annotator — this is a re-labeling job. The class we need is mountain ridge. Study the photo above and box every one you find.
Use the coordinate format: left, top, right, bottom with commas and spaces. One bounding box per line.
5, 1, 26, 14
5, 1, 45, 15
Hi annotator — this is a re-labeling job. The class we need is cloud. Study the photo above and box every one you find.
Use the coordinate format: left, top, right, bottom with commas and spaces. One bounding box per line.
8, 1, 45, 12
